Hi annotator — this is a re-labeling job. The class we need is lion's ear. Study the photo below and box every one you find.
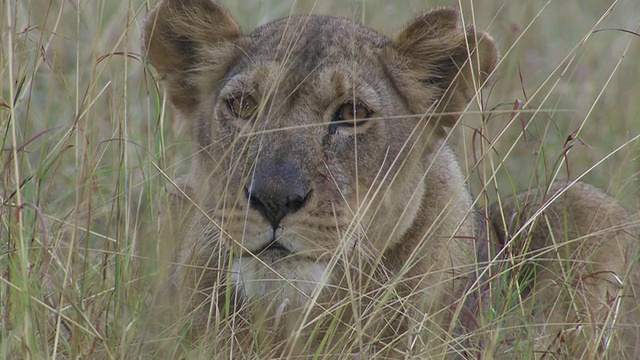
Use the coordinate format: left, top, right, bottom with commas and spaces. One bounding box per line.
143, 0, 241, 114
392, 8, 498, 127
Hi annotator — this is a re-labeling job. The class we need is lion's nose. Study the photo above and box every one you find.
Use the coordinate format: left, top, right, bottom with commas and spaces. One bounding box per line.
246, 190, 311, 230
245, 160, 311, 230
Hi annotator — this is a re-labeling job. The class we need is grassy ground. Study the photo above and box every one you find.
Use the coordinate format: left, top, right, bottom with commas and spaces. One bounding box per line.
1, 0, 638, 358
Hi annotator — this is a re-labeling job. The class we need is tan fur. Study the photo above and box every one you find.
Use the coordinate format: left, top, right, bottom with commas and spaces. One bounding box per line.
143, 1, 639, 358
481, 182, 640, 358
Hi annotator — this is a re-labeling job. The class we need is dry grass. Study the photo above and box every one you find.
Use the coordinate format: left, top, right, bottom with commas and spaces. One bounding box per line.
1, 0, 638, 358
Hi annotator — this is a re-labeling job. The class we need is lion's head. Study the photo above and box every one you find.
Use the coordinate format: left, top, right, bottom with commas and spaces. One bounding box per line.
144, 0, 498, 349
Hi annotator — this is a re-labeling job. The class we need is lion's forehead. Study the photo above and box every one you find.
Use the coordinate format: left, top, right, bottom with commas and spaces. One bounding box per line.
222, 62, 385, 114
238, 16, 391, 93
248, 15, 390, 60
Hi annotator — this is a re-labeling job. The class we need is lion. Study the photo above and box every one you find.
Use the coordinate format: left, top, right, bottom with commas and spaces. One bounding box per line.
142, 0, 639, 358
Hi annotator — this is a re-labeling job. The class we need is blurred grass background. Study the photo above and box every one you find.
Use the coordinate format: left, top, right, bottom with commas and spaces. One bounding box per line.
1, 0, 638, 357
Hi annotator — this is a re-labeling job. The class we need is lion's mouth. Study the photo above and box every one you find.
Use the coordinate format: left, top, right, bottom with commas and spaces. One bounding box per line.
263, 241, 289, 253
254, 240, 291, 256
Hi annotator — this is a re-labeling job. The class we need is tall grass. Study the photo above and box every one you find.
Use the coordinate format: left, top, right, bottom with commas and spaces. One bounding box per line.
1, 0, 638, 358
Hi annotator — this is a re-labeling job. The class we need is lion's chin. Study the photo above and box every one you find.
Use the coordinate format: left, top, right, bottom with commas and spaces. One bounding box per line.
231, 254, 330, 310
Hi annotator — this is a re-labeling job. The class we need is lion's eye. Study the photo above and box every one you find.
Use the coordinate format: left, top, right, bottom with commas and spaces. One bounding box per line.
227, 94, 258, 119
335, 102, 371, 122
329, 102, 373, 134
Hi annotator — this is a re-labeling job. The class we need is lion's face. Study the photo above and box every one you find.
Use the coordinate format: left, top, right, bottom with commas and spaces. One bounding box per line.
144, 0, 497, 305
196, 17, 433, 303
